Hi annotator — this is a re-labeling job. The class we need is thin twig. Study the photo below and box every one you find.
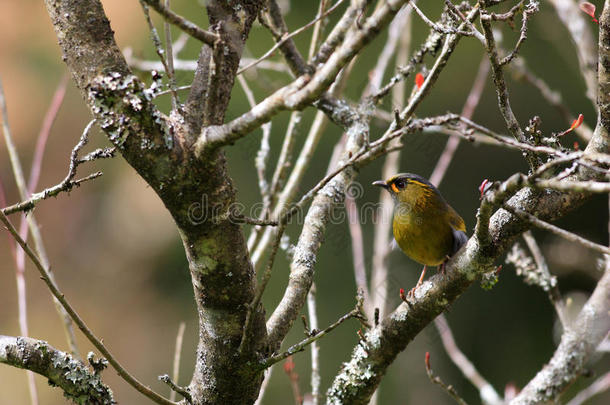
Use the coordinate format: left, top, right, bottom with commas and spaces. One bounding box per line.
163, 0, 178, 110
260, 299, 365, 369
0, 212, 177, 405
505, 205, 610, 256
254, 367, 274, 405
169, 322, 186, 402
480, 7, 539, 169
499, 3, 538, 66
250, 111, 327, 269
369, 6, 412, 322
140, 0, 218, 46
307, 284, 321, 405
232, 214, 278, 227
2, 119, 113, 216
240, 221, 287, 354
1, 173, 102, 216
566, 371, 610, 405
283, 356, 302, 405
429, 56, 489, 187
425, 352, 469, 405
139, 0, 180, 107
4, 76, 82, 363
444, 0, 485, 42
510, 58, 593, 141
308, 0, 328, 62
247, 110, 303, 253
409, 0, 481, 40
522, 231, 567, 326
434, 315, 502, 405
345, 194, 370, 306
29, 75, 68, 192
238, 75, 272, 209
159, 374, 191, 403
237, 0, 346, 75
1, 79, 40, 405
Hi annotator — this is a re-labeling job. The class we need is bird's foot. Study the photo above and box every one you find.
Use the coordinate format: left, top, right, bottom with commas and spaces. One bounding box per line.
439, 259, 450, 275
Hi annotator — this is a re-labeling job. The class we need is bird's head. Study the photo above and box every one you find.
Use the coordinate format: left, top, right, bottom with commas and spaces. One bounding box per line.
372, 173, 439, 206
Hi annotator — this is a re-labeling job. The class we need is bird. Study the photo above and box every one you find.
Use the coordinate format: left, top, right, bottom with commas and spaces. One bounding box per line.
373, 173, 468, 294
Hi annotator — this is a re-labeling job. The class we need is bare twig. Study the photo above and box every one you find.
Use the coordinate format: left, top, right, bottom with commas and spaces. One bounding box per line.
480, 7, 539, 169
238, 0, 346, 75
126, 53, 292, 75
566, 371, 610, 405
261, 296, 366, 369
169, 322, 186, 402
505, 205, 610, 256
510, 59, 594, 141
307, 284, 321, 405
499, 3, 538, 66
425, 352, 469, 405
163, 0, 178, 110
29, 75, 68, 192
1, 173, 103, 216
240, 221, 288, 354
511, 266, 610, 404
2, 119, 112, 217
1, 78, 40, 405
159, 374, 191, 403
283, 356, 302, 405
369, 5, 412, 322
254, 367, 273, 405
345, 194, 370, 306
522, 232, 567, 326
250, 111, 327, 269
409, 0, 482, 40
0, 211, 177, 405
140, 0, 218, 46
238, 74, 272, 209
308, 0, 329, 62
548, 0, 598, 106
429, 55, 489, 186
139, 0, 180, 107
196, 0, 448, 154
434, 315, 502, 405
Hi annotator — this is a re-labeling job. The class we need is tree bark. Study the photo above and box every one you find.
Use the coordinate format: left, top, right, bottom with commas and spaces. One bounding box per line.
43, 1, 267, 403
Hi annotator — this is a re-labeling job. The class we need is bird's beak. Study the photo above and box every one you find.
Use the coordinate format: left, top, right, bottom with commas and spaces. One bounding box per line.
372, 180, 389, 190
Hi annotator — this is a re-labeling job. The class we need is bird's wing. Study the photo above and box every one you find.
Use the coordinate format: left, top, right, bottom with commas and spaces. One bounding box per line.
451, 228, 468, 256
447, 205, 467, 255
447, 205, 466, 232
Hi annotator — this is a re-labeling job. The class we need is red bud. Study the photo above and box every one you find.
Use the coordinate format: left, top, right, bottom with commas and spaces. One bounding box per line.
415, 73, 425, 89
574, 141, 580, 151
580, 2, 599, 24
425, 352, 431, 371
283, 356, 295, 374
479, 179, 490, 199
569, 114, 584, 132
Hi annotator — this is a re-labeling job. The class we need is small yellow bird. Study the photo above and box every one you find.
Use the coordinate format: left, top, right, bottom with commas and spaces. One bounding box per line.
373, 173, 468, 292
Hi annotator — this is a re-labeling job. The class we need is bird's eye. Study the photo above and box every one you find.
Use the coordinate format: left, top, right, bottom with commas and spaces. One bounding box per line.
394, 179, 406, 189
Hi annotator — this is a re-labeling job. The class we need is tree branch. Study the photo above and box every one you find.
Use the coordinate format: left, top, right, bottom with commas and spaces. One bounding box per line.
0, 336, 114, 404
0, 209, 177, 405
194, 0, 415, 155
326, 2, 610, 399
141, 0, 219, 47
510, 265, 610, 404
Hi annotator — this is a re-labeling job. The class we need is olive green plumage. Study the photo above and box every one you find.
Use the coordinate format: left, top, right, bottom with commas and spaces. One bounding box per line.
373, 173, 468, 267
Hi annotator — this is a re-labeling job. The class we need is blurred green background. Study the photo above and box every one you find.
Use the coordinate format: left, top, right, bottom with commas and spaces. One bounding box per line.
0, 0, 608, 403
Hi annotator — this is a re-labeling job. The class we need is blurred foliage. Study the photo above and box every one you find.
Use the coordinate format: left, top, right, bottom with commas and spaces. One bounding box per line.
0, 0, 608, 404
